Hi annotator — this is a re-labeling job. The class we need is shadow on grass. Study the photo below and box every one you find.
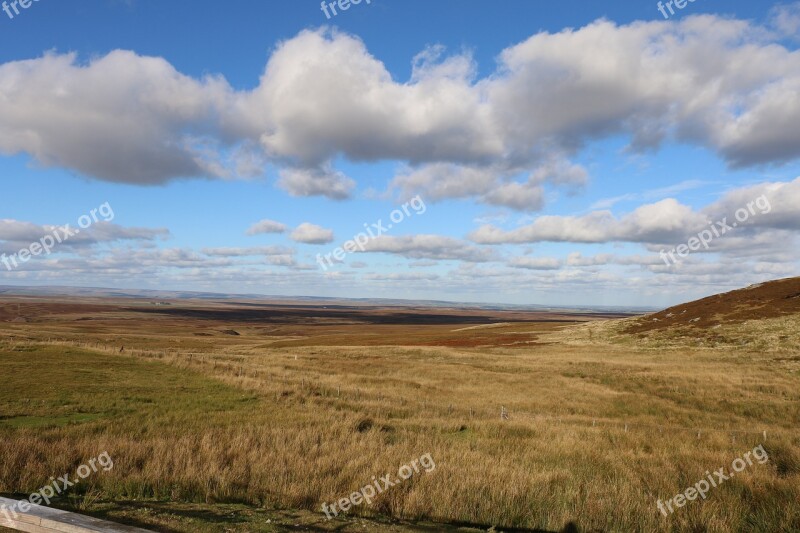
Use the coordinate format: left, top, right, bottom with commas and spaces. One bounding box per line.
439, 518, 579, 532
1, 495, 583, 533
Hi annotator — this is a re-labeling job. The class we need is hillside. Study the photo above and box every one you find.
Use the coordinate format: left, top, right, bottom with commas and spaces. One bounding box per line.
553, 277, 800, 352
625, 276, 800, 334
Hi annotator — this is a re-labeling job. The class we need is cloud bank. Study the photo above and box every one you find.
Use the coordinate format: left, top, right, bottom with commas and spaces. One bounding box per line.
1, 14, 799, 207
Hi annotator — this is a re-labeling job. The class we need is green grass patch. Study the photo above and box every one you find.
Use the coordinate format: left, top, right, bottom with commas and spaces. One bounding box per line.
0, 345, 261, 436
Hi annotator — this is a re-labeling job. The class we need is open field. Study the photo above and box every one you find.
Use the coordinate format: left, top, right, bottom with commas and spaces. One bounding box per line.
1, 291, 799, 532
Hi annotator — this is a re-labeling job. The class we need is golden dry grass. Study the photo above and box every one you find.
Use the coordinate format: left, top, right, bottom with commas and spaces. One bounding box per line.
0, 299, 798, 532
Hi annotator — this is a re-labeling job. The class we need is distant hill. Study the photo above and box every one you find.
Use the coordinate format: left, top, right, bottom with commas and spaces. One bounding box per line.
626, 276, 800, 334
0, 284, 652, 314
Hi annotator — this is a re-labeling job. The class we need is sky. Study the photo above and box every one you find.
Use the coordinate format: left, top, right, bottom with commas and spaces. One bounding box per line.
0, 0, 799, 308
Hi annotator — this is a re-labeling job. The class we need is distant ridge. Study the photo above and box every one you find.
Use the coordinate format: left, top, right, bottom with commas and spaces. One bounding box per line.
0, 284, 654, 314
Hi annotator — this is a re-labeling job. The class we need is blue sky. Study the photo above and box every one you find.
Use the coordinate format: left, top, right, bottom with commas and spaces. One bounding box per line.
0, 0, 799, 307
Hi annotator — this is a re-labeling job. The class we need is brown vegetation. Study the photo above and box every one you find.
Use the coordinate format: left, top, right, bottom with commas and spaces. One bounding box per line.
0, 281, 798, 532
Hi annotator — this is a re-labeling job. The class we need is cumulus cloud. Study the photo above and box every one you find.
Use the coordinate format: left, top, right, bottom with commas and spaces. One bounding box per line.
0, 51, 236, 184
470, 198, 708, 245
1, 17, 799, 203
701, 176, 800, 230
389, 156, 586, 211
247, 31, 499, 167
482, 181, 545, 211
566, 252, 615, 266
470, 178, 800, 272
277, 166, 355, 200
290, 223, 335, 244
245, 219, 287, 235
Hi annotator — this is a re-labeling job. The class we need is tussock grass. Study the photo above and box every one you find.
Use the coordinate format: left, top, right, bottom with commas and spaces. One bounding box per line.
0, 312, 799, 532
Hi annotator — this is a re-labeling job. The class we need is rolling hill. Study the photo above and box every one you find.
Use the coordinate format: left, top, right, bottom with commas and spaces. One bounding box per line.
626, 276, 800, 334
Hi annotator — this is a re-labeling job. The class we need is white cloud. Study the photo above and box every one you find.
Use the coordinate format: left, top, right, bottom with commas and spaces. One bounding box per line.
483, 181, 545, 211
471, 199, 710, 245
0, 51, 235, 184
360, 235, 496, 262
591, 180, 712, 210
201, 246, 294, 257
245, 219, 287, 236
248, 30, 499, 167
471, 179, 800, 276
508, 257, 562, 270
363, 272, 441, 281
701, 177, 800, 231
770, 3, 800, 39
290, 223, 335, 244
277, 166, 355, 200
0, 219, 168, 247
566, 252, 615, 266
389, 156, 586, 211
1, 17, 799, 201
